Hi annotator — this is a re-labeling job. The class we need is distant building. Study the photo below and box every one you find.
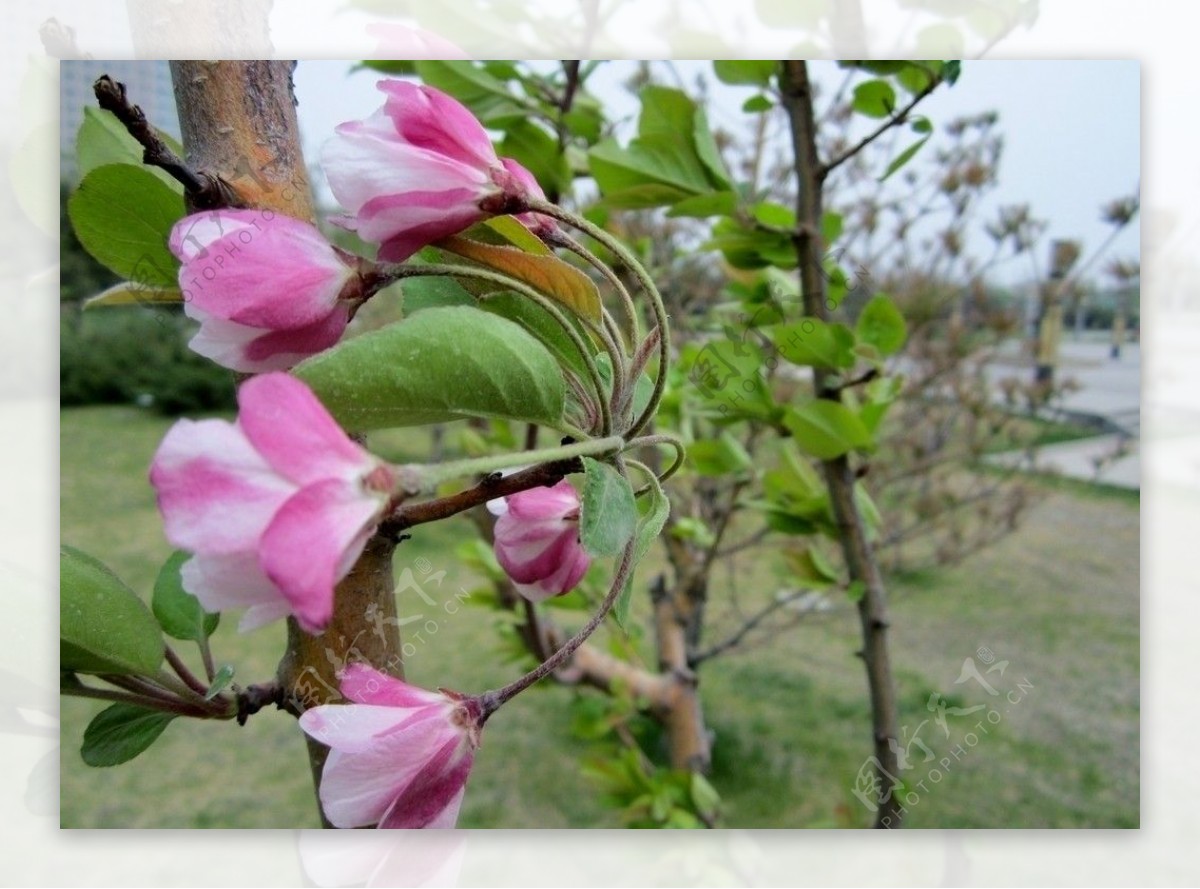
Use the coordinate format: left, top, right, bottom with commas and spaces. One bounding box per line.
60, 60, 179, 180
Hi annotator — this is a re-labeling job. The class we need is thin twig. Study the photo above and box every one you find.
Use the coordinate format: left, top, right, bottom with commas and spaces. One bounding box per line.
92, 75, 245, 208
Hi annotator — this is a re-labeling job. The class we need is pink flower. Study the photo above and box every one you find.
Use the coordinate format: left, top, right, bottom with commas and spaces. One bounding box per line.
299, 664, 483, 829
149, 373, 394, 633
490, 480, 590, 602
170, 210, 356, 372
322, 80, 541, 262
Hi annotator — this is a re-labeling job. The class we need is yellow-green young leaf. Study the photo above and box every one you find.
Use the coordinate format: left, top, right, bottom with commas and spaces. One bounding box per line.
68, 164, 184, 286
772, 318, 856, 369
579, 458, 637, 558
437, 234, 602, 323
83, 282, 183, 310
61, 546, 164, 677
473, 215, 553, 255
856, 294, 908, 356
783, 400, 874, 460
81, 704, 175, 767
784, 546, 839, 587
293, 306, 566, 431
852, 79, 897, 119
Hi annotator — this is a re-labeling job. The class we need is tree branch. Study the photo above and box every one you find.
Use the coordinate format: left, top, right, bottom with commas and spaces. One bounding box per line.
822, 76, 941, 179
92, 75, 245, 208
780, 59, 905, 829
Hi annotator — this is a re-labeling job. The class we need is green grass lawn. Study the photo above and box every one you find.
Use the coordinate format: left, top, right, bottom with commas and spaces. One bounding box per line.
59, 406, 1139, 828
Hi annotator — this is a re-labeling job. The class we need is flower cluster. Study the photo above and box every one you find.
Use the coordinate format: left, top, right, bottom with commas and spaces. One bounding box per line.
147, 79, 603, 831
169, 80, 553, 372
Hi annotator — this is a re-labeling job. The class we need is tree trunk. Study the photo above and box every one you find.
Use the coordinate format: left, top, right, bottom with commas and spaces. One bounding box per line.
169, 61, 404, 828
779, 60, 904, 828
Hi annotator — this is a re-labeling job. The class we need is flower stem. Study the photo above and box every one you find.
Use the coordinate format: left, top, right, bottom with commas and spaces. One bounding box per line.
625, 433, 687, 484
418, 435, 625, 488
551, 231, 641, 346
479, 535, 638, 718
525, 199, 671, 439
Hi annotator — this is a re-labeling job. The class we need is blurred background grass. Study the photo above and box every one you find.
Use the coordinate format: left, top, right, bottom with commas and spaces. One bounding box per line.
60, 405, 1138, 828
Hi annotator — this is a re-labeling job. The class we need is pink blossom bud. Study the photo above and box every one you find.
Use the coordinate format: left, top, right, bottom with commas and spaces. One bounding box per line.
299, 664, 483, 829
321, 80, 543, 262
491, 480, 591, 602
149, 373, 394, 634
170, 210, 355, 372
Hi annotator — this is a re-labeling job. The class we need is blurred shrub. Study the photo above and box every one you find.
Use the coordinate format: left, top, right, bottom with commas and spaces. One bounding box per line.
60, 308, 235, 415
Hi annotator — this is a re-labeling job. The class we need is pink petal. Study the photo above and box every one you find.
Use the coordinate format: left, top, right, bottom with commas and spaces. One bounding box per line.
339, 664, 449, 709
237, 373, 373, 486
314, 716, 463, 828
299, 701, 444, 755
377, 739, 474, 829
504, 480, 579, 521
259, 479, 384, 633
186, 306, 349, 373
150, 418, 293, 555
322, 113, 491, 218
377, 80, 497, 170
494, 524, 578, 585
174, 211, 352, 330
180, 552, 292, 631
514, 544, 590, 602
352, 189, 488, 263
169, 210, 258, 261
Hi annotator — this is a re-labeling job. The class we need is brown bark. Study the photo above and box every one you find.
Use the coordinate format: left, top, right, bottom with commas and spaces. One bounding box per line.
169, 61, 403, 828
169, 61, 314, 221
652, 579, 711, 772
779, 60, 904, 828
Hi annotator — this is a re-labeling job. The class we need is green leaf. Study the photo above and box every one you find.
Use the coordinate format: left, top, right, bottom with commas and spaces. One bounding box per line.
752, 201, 796, 229
76, 107, 184, 192
579, 458, 637, 558
61, 546, 164, 677
856, 294, 907, 356
68, 164, 184, 286
205, 664, 235, 700
666, 191, 738, 219
851, 79, 897, 119
772, 318, 857, 369
152, 551, 218, 642
437, 234, 602, 323
400, 276, 476, 315
588, 87, 728, 209
477, 291, 593, 380
293, 306, 566, 431
822, 211, 844, 245
880, 133, 932, 181
846, 580, 867, 603
896, 62, 935, 94
81, 704, 175, 767
785, 546, 840, 587
83, 282, 183, 310
783, 400, 874, 460
713, 60, 778, 87
742, 94, 774, 113
860, 374, 904, 433
690, 772, 721, 820
614, 471, 670, 627
687, 433, 753, 476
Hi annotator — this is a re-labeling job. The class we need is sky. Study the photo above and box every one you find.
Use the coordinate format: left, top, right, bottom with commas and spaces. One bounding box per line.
292, 59, 1140, 287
